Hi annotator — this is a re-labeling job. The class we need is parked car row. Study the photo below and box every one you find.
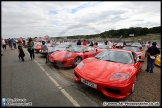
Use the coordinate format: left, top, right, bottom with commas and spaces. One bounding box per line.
33, 40, 148, 100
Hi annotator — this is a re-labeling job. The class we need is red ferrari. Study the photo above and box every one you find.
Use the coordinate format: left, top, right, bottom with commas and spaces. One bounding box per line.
74, 49, 144, 100
48, 45, 98, 68
34, 43, 41, 53
123, 46, 144, 60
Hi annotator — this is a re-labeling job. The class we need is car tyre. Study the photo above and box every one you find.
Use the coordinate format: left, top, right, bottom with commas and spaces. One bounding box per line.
74, 57, 82, 67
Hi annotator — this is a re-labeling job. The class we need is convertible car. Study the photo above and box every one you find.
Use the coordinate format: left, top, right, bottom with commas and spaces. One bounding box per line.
74, 49, 144, 100
48, 45, 99, 68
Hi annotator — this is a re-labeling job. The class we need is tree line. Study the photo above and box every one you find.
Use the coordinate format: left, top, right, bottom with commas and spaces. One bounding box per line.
54, 26, 161, 39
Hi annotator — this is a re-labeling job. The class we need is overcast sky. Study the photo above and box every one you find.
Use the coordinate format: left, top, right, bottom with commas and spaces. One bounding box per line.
2, 1, 161, 39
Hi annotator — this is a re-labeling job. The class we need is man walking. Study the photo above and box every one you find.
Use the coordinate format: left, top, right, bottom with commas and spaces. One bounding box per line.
145, 42, 160, 73
8, 38, 13, 50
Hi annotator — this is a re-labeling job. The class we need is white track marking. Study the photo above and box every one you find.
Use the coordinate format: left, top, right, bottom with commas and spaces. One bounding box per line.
24, 49, 80, 106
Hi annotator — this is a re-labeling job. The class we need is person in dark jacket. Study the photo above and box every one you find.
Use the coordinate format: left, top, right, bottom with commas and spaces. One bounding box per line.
89, 41, 94, 46
13, 39, 17, 49
18, 40, 25, 61
145, 42, 160, 73
77, 40, 81, 45
8, 38, 13, 50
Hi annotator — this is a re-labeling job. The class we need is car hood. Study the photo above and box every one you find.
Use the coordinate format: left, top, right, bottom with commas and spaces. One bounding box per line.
50, 51, 72, 60
80, 58, 134, 80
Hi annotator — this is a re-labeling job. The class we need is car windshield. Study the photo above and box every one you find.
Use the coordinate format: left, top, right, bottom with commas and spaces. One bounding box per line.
67, 45, 83, 53
123, 47, 140, 52
98, 45, 109, 49
95, 50, 132, 64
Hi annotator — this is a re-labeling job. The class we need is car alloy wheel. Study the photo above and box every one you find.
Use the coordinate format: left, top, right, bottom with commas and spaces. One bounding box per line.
74, 57, 82, 67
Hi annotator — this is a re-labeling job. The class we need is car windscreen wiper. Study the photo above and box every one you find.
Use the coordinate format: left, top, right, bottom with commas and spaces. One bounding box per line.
105, 59, 117, 62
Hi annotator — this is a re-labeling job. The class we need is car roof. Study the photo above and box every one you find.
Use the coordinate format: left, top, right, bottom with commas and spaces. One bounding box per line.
107, 48, 132, 53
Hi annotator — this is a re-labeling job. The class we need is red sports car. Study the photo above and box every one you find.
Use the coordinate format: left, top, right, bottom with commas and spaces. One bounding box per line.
123, 46, 144, 60
74, 49, 144, 100
34, 43, 41, 53
48, 45, 98, 68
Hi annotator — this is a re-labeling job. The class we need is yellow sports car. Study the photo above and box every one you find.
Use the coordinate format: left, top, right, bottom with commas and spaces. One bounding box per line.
155, 49, 161, 66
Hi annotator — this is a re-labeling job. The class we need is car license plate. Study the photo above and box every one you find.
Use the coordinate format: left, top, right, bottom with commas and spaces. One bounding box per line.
81, 78, 97, 89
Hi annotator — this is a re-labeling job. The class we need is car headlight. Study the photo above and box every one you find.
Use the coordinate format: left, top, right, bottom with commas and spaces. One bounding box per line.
77, 61, 84, 70
64, 53, 72, 58
109, 72, 130, 81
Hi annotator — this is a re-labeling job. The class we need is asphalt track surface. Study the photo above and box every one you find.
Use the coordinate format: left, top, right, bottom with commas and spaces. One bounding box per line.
1, 46, 99, 107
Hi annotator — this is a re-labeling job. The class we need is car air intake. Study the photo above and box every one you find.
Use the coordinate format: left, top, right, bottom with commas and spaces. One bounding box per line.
104, 88, 120, 95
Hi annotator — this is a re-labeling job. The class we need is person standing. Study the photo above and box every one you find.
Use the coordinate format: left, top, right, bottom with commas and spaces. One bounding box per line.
13, 39, 17, 49
93, 42, 98, 48
18, 40, 25, 62
23, 39, 26, 48
8, 38, 13, 50
1, 38, 6, 51
145, 42, 160, 73
50, 39, 54, 45
41, 41, 48, 63
77, 40, 81, 45
82, 40, 87, 46
108, 40, 112, 49
27, 38, 35, 60
145, 41, 151, 58
18, 37, 23, 43
89, 41, 94, 47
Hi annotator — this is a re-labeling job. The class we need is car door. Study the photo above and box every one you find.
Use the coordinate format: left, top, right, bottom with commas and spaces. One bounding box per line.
83, 46, 93, 59
88, 47, 96, 57
132, 52, 141, 74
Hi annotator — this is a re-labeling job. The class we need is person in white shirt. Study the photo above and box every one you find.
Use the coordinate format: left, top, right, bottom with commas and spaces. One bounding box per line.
145, 41, 151, 58
108, 41, 112, 49
50, 39, 54, 45
1, 38, 6, 51
41, 41, 48, 64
